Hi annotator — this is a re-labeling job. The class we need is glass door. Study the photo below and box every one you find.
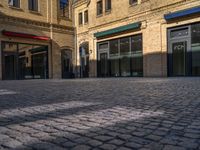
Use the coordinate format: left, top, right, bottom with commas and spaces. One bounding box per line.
99, 52, 108, 77
170, 40, 188, 76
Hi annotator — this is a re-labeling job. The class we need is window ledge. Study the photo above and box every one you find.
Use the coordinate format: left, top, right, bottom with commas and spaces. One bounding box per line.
29, 10, 41, 15
129, 3, 138, 7
105, 10, 112, 15
96, 14, 103, 18
8, 5, 23, 11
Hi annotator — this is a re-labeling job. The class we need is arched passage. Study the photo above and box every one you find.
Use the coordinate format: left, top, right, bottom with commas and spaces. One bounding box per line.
79, 42, 89, 78
61, 49, 74, 78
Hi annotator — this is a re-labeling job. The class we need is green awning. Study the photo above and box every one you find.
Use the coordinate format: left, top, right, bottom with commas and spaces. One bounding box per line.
94, 22, 141, 38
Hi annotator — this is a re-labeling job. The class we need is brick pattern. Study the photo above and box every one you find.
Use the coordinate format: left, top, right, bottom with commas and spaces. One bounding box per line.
0, 78, 200, 149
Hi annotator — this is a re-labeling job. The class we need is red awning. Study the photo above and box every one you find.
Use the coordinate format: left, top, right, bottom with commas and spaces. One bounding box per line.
2, 30, 50, 41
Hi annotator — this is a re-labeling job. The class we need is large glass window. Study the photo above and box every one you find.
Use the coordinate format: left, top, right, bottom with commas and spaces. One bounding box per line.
110, 39, 119, 55
131, 34, 142, 53
110, 58, 120, 77
191, 23, 200, 76
120, 37, 130, 55
2, 42, 48, 80
98, 34, 143, 77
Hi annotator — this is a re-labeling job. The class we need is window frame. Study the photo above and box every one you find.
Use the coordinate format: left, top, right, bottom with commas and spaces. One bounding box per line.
84, 10, 89, 24
78, 12, 83, 25
97, 0, 103, 16
105, 0, 111, 12
8, 0, 20, 8
28, 0, 39, 12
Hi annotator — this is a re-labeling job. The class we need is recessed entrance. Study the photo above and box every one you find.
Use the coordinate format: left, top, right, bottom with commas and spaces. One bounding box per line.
171, 41, 187, 76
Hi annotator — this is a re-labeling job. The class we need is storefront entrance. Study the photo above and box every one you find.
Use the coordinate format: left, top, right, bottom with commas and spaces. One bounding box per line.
168, 23, 200, 76
2, 42, 49, 80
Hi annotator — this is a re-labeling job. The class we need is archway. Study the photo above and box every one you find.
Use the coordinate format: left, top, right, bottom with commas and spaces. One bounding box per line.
61, 49, 74, 78
79, 42, 89, 78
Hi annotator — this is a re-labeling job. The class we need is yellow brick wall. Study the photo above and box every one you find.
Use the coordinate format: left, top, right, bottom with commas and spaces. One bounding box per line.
0, 0, 74, 79
73, 0, 200, 77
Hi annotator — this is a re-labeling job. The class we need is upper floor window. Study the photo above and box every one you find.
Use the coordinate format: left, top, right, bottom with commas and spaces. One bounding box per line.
97, 0, 103, 16
8, 0, 20, 8
105, 0, 111, 12
28, 0, 38, 11
129, 0, 138, 5
84, 10, 88, 24
79, 12, 83, 25
60, 0, 69, 18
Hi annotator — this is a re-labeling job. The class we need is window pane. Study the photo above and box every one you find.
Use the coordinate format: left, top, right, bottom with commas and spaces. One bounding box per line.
99, 43, 108, 50
97, 0, 103, 15
131, 34, 142, 53
84, 10, 88, 23
2, 42, 17, 52
170, 28, 189, 38
110, 39, 119, 55
120, 37, 130, 55
191, 23, 200, 76
29, 0, 38, 11
129, 0, 138, 5
121, 57, 131, 77
105, 0, 111, 11
79, 13, 83, 25
110, 58, 119, 77
9, 0, 20, 7
131, 54, 143, 76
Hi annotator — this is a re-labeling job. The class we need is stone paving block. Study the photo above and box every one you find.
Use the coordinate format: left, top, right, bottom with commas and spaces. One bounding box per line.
0, 78, 200, 149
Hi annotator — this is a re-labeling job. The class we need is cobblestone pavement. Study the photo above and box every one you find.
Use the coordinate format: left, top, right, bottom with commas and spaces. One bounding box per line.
0, 78, 200, 150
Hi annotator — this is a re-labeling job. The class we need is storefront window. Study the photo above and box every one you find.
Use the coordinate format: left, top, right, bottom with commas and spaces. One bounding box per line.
2, 42, 48, 80
120, 37, 130, 55
110, 39, 119, 55
121, 57, 131, 76
131, 34, 142, 53
191, 23, 200, 76
131, 53, 143, 76
98, 34, 143, 77
110, 58, 120, 77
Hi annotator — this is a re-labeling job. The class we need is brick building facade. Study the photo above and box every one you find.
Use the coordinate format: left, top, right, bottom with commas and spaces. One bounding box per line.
0, 0, 74, 80
73, 0, 200, 77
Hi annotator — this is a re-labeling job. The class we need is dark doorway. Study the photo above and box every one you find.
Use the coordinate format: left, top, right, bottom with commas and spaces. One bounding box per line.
79, 42, 89, 78
3, 52, 18, 80
61, 49, 73, 78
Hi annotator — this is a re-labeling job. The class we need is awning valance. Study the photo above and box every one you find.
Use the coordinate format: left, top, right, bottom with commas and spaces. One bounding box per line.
2, 30, 50, 41
164, 6, 200, 21
94, 22, 141, 38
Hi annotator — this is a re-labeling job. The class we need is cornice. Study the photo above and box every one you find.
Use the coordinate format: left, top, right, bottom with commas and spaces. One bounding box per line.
0, 14, 74, 33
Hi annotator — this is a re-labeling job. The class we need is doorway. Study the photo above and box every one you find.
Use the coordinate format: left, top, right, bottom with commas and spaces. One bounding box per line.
3, 52, 18, 80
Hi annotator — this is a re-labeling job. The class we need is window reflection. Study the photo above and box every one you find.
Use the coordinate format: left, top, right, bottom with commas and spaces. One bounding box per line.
192, 23, 200, 76
98, 34, 143, 77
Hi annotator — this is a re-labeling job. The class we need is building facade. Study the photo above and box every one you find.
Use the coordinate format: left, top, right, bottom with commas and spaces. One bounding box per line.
73, 0, 200, 77
0, 0, 75, 80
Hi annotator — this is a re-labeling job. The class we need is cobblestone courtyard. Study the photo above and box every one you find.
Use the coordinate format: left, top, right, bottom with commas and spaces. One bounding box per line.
0, 78, 200, 150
